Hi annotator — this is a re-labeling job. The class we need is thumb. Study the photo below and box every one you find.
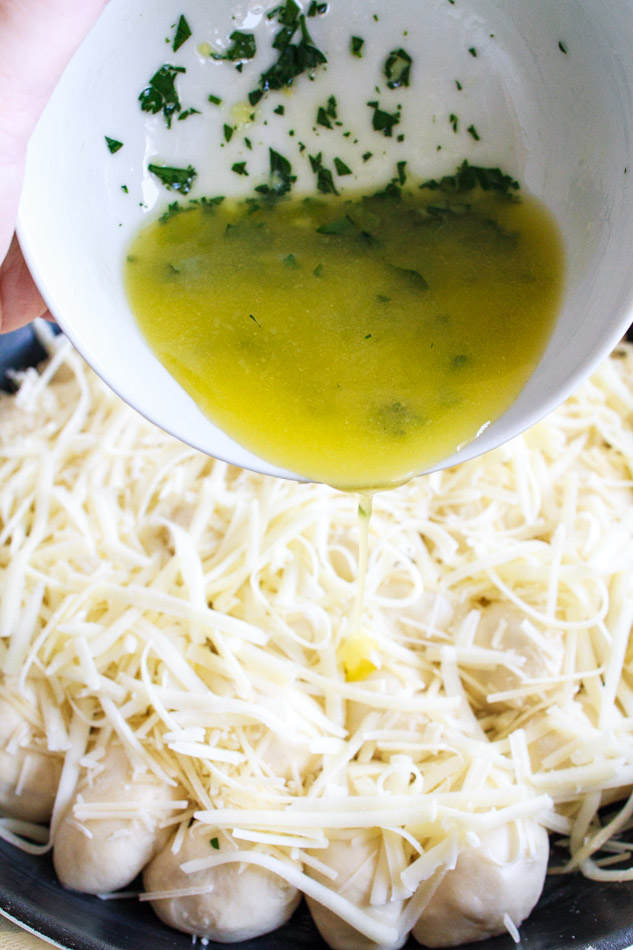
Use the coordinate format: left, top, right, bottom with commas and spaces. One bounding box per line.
0, 0, 108, 262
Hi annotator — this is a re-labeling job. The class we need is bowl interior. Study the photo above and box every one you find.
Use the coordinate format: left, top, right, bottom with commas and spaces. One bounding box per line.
17, 0, 633, 479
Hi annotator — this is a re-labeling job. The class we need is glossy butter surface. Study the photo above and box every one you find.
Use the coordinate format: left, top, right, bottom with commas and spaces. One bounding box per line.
125, 188, 564, 489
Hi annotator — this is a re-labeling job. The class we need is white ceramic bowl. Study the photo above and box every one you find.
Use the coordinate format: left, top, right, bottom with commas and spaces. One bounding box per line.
17, 0, 633, 482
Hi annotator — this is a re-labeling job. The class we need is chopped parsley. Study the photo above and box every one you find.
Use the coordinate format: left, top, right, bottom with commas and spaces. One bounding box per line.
389, 265, 428, 290
558, 40, 568, 54
367, 100, 401, 137
317, 215, 355, 235
372, 399, 424, 438
468, 46, 477, 57
254, 148, 297, 198
212, 30, 257, 63
232, 162, 249, 175
283, 253, 299, 267
210, 837, 220, 850
223, 123, 234, 142
247, 1, 327, 106
178, 108, 200, 121
420, 160, 520, 196
467, 123, 480, 141
268, 148, 296, 195
105, 136, 123, 154
309, 152, 323, 174
274, 104, 285, 115
308, 1, 328, 13
316, 96, 337, 128
157, 194, 225, 224
384, 48, 412, 89
396, 161, 407, 185
172, 15, 192, 52
455, 79, 463, 90
307, 152, 338, 195
362, 151, 373, 162
316, 167, 338, 195
139, 64, 186, 128
208, 94, 222, 105
449, 113, 459, 132
373, 180, 402, 200
148, 163, 197, 193
334, 157, 352, 176
350, 35, 364, 57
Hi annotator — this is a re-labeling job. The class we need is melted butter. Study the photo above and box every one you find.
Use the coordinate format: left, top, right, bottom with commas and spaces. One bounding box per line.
125, 186, 564, 491
340, 493, 377, 681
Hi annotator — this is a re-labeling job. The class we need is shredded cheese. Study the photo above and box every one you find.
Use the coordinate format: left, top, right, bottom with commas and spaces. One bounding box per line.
1, 322, 633, 943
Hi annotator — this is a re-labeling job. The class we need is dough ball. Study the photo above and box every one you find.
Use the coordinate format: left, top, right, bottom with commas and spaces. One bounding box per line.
53, 744, 180, 893
143, 823, 300, 942
412, 820, 549, 947
466, 603, 562, 708
251, 691, 319, 784
0, 697, 62, 823
306, 833, 406, 950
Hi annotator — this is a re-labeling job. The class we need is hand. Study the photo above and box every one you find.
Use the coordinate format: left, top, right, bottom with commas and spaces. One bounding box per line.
0, 0, 107, 333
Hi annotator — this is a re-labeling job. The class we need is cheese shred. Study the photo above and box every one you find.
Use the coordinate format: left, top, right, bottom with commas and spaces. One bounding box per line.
2, 322, 633, 941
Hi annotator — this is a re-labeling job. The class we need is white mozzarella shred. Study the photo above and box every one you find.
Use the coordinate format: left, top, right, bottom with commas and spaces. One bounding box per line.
1, 323, 633, 944
503, 913, 521, 943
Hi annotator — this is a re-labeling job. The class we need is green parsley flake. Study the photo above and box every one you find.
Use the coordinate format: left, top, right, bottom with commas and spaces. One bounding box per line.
384, 48, 412, 89
212, 31, 257, 63
419, 160, 519, 196
172, 15, 192, 52
232, 162, 249, 176
139, 64, 186, 128
367, 100, 401, 137
334, 157, 352, 176
148, 163, 197, 193
105, 136, 123, 154
254, 148, 297, 198
316, 167, 338, 195
316, 95, 337, 128
247, 1, 327, 106
350, 36, 364, 57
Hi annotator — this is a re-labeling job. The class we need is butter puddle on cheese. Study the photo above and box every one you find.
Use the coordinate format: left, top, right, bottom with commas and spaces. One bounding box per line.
124, 183, 564, 490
